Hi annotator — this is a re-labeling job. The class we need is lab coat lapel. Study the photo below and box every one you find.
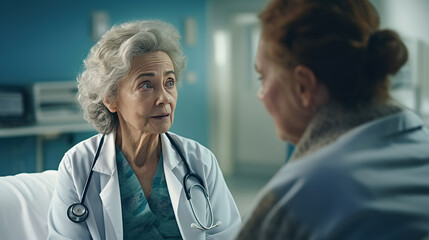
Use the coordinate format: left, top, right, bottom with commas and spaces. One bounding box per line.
93, 132, 123, 240
161, 132, 184, 222
99, 172, 122, 240
161, 133, 204, 240
84, 196, 101, 240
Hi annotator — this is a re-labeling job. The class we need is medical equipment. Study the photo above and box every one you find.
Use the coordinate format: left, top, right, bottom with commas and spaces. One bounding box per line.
0, 85, 33, 126
67, 133, 221, 231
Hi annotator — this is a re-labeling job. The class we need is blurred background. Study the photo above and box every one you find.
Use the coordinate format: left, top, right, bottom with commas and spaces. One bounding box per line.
0, 0, 428, 218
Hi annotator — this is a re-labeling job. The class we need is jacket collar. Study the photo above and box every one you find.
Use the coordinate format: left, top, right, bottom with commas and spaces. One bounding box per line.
291, 100, 412, 161
339, 107, 423, 143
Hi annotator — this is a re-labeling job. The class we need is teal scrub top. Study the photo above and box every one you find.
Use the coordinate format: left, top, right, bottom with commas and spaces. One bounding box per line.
116, 148, 182, 240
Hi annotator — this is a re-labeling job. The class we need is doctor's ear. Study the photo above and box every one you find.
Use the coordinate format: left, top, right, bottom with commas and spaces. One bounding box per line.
103, 98, 117, 113
293, 65, 328, 109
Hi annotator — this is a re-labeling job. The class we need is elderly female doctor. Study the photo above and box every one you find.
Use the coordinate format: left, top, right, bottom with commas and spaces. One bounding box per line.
48, 20, 241, 240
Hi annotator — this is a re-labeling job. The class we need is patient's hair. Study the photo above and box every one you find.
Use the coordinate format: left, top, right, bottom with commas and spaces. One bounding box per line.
259, 0, 408, 107
77, 20, 186, 134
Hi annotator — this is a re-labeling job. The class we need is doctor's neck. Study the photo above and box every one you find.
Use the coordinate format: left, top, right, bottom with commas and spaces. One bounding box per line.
115, 126, 161, 167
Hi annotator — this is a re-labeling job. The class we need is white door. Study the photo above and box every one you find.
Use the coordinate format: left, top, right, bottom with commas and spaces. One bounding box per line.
208, 9, 287, 177
230, 17, 286, 175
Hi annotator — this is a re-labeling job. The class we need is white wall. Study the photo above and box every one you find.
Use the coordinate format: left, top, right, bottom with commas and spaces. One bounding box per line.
372, 0, 429, 124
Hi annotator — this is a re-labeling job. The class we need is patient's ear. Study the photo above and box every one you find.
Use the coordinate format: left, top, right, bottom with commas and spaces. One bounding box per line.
293, 65, 326, 109
103, 98, 117, 113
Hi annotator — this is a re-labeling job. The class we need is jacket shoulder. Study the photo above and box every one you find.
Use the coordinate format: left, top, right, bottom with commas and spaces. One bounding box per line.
61, 134, 102, 171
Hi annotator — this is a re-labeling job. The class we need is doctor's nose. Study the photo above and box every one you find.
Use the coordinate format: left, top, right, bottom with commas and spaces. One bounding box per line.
155, 88, 171, 106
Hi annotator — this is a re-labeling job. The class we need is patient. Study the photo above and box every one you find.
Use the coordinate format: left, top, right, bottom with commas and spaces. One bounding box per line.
235, 0, 429, 239
48, 20, 241, 239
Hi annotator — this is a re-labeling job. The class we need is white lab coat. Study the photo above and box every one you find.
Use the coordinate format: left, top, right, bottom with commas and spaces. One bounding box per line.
48, 131, 241, 240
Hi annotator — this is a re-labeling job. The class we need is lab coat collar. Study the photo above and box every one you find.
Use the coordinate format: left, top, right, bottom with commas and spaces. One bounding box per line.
161, 132, 183, 171
92, 131, 183, 175
92, 131, 117, 176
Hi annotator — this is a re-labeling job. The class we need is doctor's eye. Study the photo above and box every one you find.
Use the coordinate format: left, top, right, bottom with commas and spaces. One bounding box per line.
139, 81, 152, 89
165, 78, 175, 88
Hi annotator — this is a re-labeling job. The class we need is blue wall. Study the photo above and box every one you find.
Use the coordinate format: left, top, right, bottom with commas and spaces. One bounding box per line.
0, 0, 208, 175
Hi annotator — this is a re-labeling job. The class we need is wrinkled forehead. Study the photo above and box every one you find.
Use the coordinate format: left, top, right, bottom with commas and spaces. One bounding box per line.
129, 51, 174, 72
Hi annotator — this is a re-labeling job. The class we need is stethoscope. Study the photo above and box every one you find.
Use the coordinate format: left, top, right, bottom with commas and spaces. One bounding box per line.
67, 132, 221, 231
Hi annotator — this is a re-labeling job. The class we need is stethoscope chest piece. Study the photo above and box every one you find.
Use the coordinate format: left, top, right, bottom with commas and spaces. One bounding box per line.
67, 203, 89, 223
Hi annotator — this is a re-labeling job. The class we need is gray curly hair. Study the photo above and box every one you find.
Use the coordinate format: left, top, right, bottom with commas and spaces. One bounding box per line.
77, 20, 186, 134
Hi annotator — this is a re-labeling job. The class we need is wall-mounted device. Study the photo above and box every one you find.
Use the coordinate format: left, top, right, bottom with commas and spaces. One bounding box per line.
33, 81, 84, 124
91, 11, 110, 41
0, 85, 33, 126
184, 17, 197, 46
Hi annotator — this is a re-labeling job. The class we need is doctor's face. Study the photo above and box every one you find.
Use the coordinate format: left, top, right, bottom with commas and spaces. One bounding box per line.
255, 39, 310, 144
108, 51, 177, 135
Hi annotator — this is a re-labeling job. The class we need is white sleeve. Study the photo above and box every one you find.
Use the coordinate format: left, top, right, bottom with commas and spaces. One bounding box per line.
47, 155, 92, 239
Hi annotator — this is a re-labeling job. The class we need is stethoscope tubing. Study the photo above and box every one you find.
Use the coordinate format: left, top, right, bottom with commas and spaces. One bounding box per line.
67, 134, 105, 223
81, 135, 105, 202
